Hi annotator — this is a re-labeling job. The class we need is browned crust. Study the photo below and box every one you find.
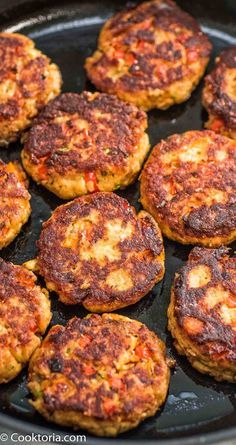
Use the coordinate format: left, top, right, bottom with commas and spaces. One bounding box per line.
0, 34, 46, 118
22, 91, 147, 175
85, 0, 212, 109
169, 247, 236, 380
174, 247, 236, 358
0, 259, 51, 383
28, 314, 170, 436
0, 160, 29, 200
140, 130, 236, 246
202, 46, 236, 132
0, 32, 62, 144
0, 160, 31, 249
0, 260, 47, 340
37, 192, 164, 311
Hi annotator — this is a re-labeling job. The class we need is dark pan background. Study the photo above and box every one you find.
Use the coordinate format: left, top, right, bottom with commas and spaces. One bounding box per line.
0, 1, 235, 444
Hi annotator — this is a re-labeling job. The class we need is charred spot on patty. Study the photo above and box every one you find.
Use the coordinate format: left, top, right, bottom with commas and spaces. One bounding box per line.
28, 313, 170, 436
85, 0, 212, 110
0, 259, 51, 384
140, 130, 236, 247
0, 32, 62, 146
21, 91, 149, 199
202, 46, 236, 139
36, 192, 164, 311
168, 247, 236, 382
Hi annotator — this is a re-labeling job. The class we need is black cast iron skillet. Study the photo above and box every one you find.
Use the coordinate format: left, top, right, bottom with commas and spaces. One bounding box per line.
0, 1, 235, 444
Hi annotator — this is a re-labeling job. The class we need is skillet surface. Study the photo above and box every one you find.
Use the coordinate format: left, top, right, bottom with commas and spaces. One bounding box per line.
0, 0, 235, 443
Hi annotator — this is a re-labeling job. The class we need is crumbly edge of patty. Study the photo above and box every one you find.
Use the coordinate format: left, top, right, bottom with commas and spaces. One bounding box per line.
168, 288, 236, 383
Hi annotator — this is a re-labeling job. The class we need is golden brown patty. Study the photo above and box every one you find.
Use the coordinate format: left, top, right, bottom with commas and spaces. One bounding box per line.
21, 91, 149, 199
85, 0, 212, 110
28, 313, 170, 436
0, 32, 62, 146
0, 160, 31, 249
0, 259, 51, 384
202, 46, 236, 140
168, 247, 236, 382
33, 192, 164, 311
140, 130, 236, 247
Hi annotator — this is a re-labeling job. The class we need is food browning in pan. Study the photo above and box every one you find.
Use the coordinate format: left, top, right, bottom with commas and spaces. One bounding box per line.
28, 313, 170, 436
168, 247, 236, 382
85, 0, 212, 110
0, 259, 51, 384
0, 33, 62, 146
140, 130, 236, 247
0, 160, 31, 250
202, 46, 236, 140
28, 192, 164, 311
21, 91, 150, 199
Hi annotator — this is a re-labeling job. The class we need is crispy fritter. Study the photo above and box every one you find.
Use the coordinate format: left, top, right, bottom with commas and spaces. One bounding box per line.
0, 160, 31, 249
202, 46, 236, 140
0, 259, 51, 384
168, 247, 236, 382
85, 0, 212, 111
0, 32, 62, 146
33, 192, 164, 311
140, 130, 236, 247
28, 313, 170, 436
21, 92, 149, 199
